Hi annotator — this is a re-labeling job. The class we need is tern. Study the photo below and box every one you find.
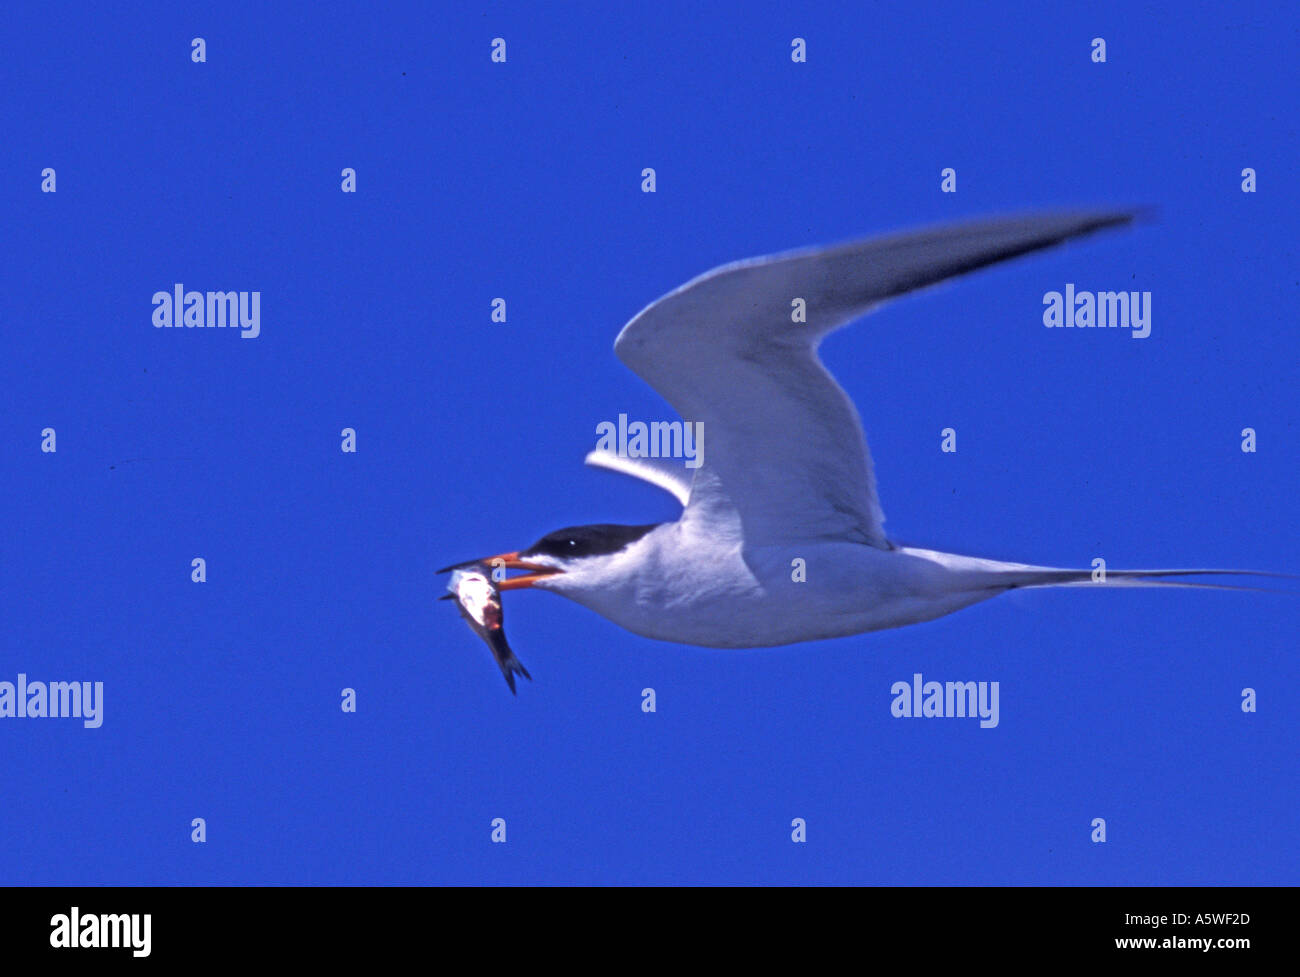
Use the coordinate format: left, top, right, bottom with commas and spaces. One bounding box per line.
442, 211, 1277, 661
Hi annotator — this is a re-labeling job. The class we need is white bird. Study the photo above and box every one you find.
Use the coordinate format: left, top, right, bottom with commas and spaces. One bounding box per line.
442, 211, 1277, 662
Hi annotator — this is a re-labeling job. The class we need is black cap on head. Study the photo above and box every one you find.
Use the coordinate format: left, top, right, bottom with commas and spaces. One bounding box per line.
521, 523, 661, 561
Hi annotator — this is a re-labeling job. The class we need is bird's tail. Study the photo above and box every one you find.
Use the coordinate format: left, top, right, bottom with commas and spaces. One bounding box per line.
974, 563, 1293, 594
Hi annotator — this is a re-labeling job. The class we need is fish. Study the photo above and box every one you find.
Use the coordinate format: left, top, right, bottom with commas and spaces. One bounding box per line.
440, 564, 532, 694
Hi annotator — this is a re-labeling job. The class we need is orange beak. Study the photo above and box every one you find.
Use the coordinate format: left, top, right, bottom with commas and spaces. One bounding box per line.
438, 551, 563, 590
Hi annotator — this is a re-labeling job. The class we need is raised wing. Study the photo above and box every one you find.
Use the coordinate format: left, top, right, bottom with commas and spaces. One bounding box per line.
614, 211, 1136, 548
584, 449, 692, 507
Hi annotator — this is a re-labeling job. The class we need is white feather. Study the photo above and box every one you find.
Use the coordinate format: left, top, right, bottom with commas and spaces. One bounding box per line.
583, 449, 692, 507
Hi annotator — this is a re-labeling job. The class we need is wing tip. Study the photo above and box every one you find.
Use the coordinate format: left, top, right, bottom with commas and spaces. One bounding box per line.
1072, 205, 1153, 235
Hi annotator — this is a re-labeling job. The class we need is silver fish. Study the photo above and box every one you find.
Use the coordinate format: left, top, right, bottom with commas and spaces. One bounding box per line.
440, 564, 532, 694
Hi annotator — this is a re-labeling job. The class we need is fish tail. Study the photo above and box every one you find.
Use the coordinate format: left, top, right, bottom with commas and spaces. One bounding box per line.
489, 630, 532, 695
499, 653, 532, 695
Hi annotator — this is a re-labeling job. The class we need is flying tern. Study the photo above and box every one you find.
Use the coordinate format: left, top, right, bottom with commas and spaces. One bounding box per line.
442, 210, 1277, 678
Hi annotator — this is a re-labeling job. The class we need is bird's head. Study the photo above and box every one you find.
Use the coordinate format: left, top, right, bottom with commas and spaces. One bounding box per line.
439, 523, 662, 590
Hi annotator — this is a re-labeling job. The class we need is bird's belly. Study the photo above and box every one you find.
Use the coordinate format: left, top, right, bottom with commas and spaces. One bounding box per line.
621, 592, 984, 648
569, 543, 989, 648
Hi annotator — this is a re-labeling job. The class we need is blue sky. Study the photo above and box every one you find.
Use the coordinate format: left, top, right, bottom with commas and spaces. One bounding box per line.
1, 1, 1295, 884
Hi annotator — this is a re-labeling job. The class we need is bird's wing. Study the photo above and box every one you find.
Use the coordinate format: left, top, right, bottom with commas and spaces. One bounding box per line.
583, 449, 693, 507
614, 211, 1136, 548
